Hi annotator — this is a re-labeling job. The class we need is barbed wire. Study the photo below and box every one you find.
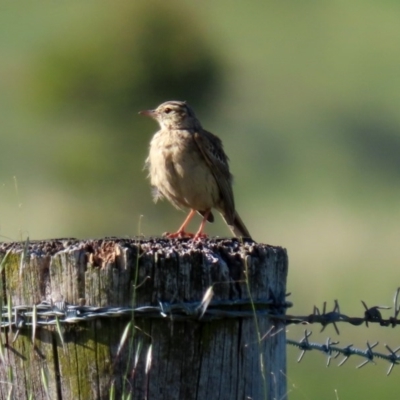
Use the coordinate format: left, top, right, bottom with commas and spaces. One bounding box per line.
278, 287, 400, 334
0, 297, 290, 329
3, 288, 400, 375
283, 288, 400, 374
287, 330, 400, 375
1, 288, 400, 331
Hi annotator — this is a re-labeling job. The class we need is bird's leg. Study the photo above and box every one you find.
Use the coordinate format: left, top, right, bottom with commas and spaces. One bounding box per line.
193, 210, 210, 240
166, 209, 196, 238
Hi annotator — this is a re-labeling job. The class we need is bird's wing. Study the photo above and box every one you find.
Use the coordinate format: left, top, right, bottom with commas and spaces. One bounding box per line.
193, 129, 236, 221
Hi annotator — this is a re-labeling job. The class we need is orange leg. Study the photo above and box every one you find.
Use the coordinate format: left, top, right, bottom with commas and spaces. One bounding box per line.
193, 210, 210, 240
166, 209, 197, 238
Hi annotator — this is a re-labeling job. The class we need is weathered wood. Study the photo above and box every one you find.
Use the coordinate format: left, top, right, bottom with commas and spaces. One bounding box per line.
0, 238, 288, 400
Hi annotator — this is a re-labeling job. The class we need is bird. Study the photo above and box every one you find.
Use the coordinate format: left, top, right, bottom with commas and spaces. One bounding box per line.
139, 100, 251, 240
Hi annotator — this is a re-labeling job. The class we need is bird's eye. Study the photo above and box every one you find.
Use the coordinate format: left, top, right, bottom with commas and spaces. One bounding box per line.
164, 108, 172, 114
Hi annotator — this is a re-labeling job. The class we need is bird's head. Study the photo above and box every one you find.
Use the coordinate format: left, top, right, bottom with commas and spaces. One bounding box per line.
139, 100, 201, 130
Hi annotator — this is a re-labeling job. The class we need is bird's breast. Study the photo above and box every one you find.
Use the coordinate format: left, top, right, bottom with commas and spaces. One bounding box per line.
147, 129, 219, 210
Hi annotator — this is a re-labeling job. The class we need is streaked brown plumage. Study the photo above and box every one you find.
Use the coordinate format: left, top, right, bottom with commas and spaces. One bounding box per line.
139, 100, 251, 240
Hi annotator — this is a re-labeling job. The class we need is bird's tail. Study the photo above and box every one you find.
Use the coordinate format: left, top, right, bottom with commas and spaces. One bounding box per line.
223, 211, 252, 239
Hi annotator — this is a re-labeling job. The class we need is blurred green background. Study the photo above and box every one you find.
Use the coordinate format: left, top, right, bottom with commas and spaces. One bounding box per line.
1, 1, 400, 397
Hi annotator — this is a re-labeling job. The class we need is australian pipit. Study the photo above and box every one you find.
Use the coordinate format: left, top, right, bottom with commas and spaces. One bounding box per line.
140, 100, 251, 240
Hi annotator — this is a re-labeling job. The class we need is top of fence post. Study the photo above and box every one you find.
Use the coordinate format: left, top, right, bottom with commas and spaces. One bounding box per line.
0, 237, 289, 400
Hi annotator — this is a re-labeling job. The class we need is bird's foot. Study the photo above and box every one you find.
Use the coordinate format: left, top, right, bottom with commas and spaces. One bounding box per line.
192, 232, 208, 241
163, 231, 208, 240
164, 231, 195, 239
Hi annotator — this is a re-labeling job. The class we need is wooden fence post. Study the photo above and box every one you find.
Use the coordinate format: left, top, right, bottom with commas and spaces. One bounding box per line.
0, 238, 288, 400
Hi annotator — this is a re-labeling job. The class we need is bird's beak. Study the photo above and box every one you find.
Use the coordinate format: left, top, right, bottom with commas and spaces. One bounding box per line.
139, 109, 157, 118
